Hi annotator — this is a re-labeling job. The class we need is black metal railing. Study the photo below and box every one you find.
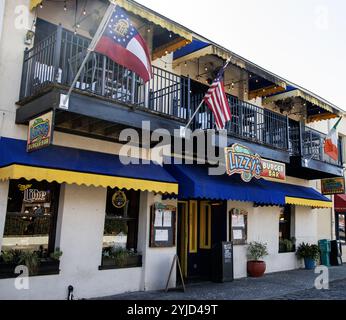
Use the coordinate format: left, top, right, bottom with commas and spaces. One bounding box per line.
289, 120, 342, 166
190, 93, 289, 150
20, 27, 190, 120
20, 25, 313, 153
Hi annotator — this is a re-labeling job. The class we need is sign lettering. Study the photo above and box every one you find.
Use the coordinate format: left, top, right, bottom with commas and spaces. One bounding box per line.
225, 144, 262, 182
321, 177, 345, 195
27, 111, 53, 152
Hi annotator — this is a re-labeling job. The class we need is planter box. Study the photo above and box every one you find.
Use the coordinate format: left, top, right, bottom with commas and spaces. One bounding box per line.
0, 260, 60, 279
100, 255, 142, 270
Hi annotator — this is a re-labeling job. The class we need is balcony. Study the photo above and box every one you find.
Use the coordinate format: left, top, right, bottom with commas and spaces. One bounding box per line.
189, 90, 289, 162
288, 120, 343, 179
16, 26, 343, 175
16, 26, 290, 158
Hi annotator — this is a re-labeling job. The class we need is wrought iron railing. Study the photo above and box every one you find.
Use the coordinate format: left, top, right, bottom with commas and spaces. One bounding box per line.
19, 27, 190, 120
190, 93, 289, 150
288, 120, 342, 166
19, 25, 317, 153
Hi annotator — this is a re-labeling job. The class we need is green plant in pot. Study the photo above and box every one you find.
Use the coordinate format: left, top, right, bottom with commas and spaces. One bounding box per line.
112, 247, 129, 268
50, 248, 63, 261
247, 242, 268, 277
19, 251, 40, 276
296, 242, 320, 270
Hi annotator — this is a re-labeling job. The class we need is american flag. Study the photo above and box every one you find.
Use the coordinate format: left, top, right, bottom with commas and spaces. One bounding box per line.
203, 64, 232, 130
93, 5, 152, 83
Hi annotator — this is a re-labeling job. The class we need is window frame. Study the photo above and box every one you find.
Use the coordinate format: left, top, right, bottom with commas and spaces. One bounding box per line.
335, 212, 346, 244
3, 178, 60, 254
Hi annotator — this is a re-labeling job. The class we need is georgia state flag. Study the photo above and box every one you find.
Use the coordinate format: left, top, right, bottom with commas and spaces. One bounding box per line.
94, 6, 152, 83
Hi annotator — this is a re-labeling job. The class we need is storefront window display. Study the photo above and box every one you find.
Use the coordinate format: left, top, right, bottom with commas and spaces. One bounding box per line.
0, 179, 61, 278
100, 188, 141, 269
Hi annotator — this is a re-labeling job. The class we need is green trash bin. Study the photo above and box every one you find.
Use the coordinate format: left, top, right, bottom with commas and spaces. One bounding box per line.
318, 239, 331, 267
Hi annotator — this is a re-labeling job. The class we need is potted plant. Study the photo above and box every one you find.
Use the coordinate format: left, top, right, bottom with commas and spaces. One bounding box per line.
0, 250, 23, 278
19, 251, 40, 276
247, 242, 268, 277
296, 242, 320, 270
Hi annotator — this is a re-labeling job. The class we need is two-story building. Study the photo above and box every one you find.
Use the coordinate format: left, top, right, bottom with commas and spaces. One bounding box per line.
0, 0, 344, 299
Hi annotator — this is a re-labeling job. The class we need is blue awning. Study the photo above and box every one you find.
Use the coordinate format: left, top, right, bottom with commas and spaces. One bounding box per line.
0, 137, 178, 194
165, 164, 332, 208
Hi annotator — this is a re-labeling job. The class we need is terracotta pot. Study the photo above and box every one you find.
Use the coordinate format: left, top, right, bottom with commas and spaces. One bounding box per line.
247, 261, 266, 277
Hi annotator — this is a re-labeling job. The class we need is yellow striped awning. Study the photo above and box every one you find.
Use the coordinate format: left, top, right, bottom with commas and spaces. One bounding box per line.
30, 0, 41, 11
285, 196, 332, 209
114, 0, 192, 42
263, 89, 343, 122
0, 165, 178, 194
30, 0, 192, 43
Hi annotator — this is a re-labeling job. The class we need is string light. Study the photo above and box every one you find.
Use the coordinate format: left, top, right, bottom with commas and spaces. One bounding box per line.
184, 62, 187, 67
64, 1, 67, 11
39, 2, 43, 9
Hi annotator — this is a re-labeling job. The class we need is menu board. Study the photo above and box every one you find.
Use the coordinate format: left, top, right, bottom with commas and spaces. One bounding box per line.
150, 203, 176, 248
230, 208, 248, 245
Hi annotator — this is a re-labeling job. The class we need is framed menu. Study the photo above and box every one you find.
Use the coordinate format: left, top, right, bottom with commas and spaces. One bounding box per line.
229, 208, 248, 245
150, 203, 176, 248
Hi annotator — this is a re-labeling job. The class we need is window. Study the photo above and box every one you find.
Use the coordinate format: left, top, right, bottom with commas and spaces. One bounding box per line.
279, 205, 295, 253
0, 179, 61, 278
336, 213, 346, 244
189, 201, 198, 253
100, 188, 141, 269
200, 201, 211, 249
3, 179, 60, 253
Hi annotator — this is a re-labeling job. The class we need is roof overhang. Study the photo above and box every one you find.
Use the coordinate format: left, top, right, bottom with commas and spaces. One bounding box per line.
264, 88, 344, 122
174, 39, 287, 90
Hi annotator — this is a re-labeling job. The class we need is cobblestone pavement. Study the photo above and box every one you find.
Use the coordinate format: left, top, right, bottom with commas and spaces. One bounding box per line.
273, 278, 346, 300
97, 265, 346, 300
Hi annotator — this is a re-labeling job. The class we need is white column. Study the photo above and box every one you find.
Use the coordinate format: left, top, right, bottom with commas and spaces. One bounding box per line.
0, 180, 9, 250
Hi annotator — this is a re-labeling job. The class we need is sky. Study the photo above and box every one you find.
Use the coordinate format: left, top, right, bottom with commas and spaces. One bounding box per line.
136, 0, 346, 110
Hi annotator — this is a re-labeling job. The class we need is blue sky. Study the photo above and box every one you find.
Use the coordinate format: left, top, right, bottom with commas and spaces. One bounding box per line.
137, 0, 346, 110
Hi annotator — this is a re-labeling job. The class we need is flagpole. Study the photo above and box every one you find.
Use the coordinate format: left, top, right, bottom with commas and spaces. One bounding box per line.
183, 57, 232, 132
62, 2, 116, 107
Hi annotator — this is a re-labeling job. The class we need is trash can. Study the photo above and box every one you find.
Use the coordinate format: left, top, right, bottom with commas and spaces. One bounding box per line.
330, 240, 343, 266
318, 239, 331, 267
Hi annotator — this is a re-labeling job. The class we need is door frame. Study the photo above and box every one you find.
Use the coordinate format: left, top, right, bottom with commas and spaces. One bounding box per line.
178, 201, 189, 278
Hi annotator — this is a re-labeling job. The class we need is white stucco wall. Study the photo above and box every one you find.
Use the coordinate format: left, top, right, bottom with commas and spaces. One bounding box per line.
0, 180, 9, 250
229, 201, 302, 279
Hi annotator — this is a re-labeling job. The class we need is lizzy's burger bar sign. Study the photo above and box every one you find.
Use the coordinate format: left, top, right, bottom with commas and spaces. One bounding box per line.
27, 111, 54, 152
225, 144, 286, 182
261, 159, 286, 181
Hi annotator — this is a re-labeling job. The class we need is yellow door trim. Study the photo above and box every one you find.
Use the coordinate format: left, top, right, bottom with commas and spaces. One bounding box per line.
189, 200, 198, 253
178, 201, 188, 278
200, 201, 212, 249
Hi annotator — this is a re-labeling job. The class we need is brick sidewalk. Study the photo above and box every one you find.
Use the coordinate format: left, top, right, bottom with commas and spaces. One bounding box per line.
96, 265, 346, 300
